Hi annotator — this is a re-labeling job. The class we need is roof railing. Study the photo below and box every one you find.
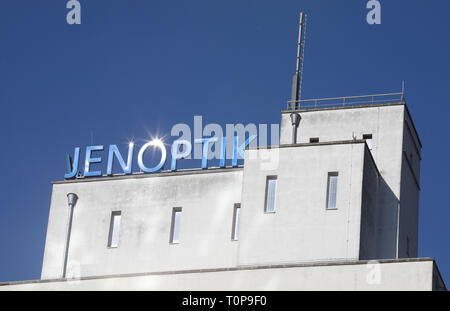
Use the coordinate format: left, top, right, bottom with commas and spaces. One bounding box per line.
287, 92, 405, 110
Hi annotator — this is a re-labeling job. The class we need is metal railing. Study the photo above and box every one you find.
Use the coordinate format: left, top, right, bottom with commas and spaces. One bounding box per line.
287, 92, 405, 110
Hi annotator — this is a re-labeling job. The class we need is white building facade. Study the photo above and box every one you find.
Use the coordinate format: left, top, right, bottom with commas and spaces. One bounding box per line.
0, 98, 446, 291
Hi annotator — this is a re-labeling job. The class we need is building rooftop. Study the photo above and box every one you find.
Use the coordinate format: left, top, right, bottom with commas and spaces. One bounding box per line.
282, 96, 422, 148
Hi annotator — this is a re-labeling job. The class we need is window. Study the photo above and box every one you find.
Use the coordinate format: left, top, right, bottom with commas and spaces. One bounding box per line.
310, 137, 319, 143
108, 211, 122, 248
170, 207, 182, 244
232, 204, 241, 241
326, 173, 338, 210
265, 176, 277, 213
363, 134, 373, 150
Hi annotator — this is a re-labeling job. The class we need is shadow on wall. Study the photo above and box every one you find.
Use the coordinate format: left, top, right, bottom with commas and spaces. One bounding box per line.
359, 152, 399, 260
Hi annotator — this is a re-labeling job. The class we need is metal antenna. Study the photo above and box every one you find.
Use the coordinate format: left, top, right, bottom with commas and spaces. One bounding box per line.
291, 12, 307, 109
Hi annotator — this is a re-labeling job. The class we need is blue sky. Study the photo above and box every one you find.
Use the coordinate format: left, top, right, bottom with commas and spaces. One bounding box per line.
0, 0, 449, 283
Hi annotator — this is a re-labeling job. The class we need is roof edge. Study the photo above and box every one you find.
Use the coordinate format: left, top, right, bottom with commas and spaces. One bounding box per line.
0, 257, 437, 287
52, 166, 244, 184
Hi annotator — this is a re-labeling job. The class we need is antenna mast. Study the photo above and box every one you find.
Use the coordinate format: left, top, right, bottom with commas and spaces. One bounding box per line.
291, 12, 307, 108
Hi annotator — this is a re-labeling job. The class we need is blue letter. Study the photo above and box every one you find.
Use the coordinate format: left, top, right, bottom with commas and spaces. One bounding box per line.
84, 145, 104, 177
137, 140, 167, 173
107, 143, 134, 175
232, 135, 257, 167
64, 147, 80, 179
195, 137, 218, 169
171, 140, 192, 171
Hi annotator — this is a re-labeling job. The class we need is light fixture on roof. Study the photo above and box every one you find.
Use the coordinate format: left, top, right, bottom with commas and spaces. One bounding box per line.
67, 193, 78, 209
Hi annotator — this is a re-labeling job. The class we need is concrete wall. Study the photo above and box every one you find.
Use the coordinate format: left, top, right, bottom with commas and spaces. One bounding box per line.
42, 142, 372, 279
280, 104, 405, 196
238, 142, 365, 266
2, 259, 443, 291
281, 103, 421, 259
359, 147, 380, 260
41, 169, 243, 280
397, 110, 422, 258
359, 146, 398, 259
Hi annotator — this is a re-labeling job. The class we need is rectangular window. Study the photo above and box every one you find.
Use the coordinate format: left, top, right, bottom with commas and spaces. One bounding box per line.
310, 137, 320, 143
363, 134, 373, 150
232, 204, 241, 241
170, 207, 182, 244
265, 176, 277, 213
108, 211, 122, 248
326, 173, 338, 210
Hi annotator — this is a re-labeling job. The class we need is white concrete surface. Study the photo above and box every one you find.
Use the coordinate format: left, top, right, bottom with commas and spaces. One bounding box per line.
280, 103, 422, 258
1, 259, 445, 291
41, 169, 243, 279
239, 142, 366, 266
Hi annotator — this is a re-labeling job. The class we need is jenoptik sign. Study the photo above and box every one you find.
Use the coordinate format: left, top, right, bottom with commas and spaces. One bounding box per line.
64, 136, 256, 179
